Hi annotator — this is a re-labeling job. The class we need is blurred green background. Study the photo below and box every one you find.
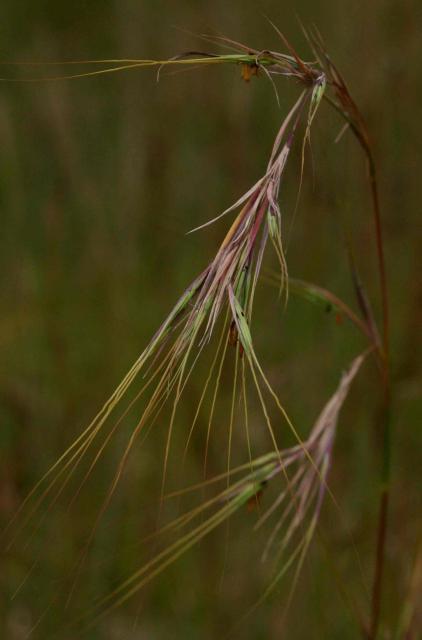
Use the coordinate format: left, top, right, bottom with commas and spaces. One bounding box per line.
0, 1, 420, 638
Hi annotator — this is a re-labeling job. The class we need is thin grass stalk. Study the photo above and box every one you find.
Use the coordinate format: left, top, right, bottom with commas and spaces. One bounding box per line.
303, 29, 391, 637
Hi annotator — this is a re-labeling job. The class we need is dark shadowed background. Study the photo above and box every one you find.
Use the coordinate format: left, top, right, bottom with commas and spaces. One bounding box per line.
0, 1, 420, 638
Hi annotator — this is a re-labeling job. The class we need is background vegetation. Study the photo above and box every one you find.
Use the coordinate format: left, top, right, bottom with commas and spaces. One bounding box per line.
0, 1, 420, 638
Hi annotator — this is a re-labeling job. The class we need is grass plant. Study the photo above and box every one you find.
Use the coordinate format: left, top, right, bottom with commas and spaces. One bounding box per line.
2, 25, 401, 639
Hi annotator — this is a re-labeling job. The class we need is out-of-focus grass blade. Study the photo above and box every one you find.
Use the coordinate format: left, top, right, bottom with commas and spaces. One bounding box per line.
264, 272, 372, 340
